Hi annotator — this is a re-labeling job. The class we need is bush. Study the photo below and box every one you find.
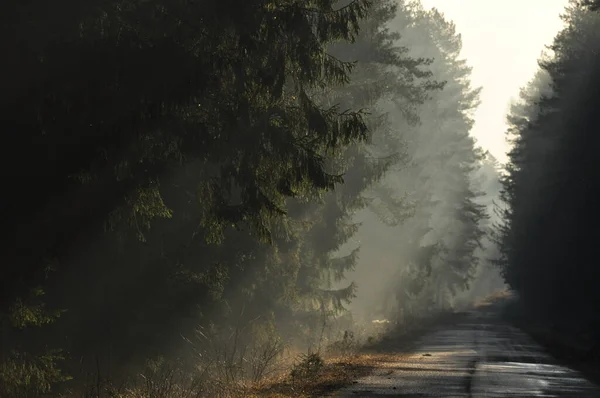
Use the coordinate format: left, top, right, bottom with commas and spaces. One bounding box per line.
289, 353, 324, 381
325, 331, 359, 356
0, 349, 71, 397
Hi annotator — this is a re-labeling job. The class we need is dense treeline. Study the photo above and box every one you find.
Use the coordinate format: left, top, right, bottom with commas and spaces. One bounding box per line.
497, 0, 600, 352
342, 2, 499, 323
1, 0, 493, 395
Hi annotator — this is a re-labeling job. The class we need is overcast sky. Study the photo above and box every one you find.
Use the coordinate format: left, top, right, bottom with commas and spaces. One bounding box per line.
419, 0, 569, 163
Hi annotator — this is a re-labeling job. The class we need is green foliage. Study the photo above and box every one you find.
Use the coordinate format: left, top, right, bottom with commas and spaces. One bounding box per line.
107, 183, 174, 242
0, 0, 482, 394
0, 350, 71, 397
8, 287, 63, 329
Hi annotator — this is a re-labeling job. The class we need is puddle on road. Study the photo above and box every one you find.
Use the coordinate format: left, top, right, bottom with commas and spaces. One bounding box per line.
482, 361, 572, 375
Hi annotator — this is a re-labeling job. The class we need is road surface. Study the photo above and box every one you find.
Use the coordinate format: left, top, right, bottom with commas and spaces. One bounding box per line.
336, 303, 600, 397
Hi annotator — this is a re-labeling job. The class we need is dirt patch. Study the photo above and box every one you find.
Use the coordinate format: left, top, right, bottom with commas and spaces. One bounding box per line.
245, 352, 426, 397
472, 290, 513, 309
243, 354, 376, 397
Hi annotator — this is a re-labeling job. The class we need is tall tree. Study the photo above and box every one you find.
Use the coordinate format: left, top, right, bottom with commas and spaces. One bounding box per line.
345, 2, 486, 321
497, 0, 600, 342
0, 0, 381, 393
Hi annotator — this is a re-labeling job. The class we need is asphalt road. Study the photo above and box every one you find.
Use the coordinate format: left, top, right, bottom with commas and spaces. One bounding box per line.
336, 304, 600, 397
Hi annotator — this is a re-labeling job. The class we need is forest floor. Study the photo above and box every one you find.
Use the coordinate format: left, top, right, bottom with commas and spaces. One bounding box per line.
245, 312, 463, 397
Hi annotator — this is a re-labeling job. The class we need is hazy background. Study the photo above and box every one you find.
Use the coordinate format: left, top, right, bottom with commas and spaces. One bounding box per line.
421, 0, 569, 164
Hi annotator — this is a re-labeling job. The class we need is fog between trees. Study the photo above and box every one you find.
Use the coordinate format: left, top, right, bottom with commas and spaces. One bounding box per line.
3, 0, 597, 395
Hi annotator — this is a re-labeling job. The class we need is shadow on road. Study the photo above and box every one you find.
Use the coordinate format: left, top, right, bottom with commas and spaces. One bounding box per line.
334, 300, 600, 397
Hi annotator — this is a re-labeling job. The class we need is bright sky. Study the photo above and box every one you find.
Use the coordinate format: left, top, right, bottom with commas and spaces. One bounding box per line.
420, 0, 569, 164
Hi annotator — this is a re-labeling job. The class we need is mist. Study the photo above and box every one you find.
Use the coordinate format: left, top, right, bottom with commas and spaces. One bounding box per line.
337, 2, 506, 326
3, 0, 596, 396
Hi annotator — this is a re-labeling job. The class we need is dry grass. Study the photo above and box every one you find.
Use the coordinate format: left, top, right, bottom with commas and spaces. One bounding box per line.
60, 313, 460, 397
472, 289, 513, 308
242, 352, 412, 398
242, 312, 462, 397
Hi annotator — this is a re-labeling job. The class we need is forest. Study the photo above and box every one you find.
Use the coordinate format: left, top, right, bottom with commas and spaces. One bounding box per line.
496, 0, 600, 361
1, 0, 597, 396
